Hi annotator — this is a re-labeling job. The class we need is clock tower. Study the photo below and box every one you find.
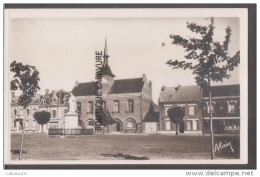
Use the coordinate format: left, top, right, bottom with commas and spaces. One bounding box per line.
100, 38, 115, 94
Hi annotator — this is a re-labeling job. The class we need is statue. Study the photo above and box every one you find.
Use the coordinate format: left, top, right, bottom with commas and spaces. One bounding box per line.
68, 93, 77, 112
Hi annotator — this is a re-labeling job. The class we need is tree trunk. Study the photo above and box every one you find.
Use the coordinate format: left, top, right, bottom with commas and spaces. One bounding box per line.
201, 87, 205, 136
176, 123, 179, 135
209, 84, 214, 159
19, 131, 24, 160
41, 124, 43, 133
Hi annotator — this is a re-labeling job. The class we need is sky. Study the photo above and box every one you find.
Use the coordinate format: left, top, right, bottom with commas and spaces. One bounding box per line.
8, 17, 240, 102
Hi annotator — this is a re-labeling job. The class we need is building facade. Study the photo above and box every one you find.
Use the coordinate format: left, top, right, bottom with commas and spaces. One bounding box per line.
10, 89, 70, 133
158, 84, 240, 134
159, 85, 203, 134
202, 85, 240, 134
71, 41, 153, 133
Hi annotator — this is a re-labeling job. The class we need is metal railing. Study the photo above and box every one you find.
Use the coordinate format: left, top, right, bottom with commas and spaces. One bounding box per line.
48, 128, 93, 135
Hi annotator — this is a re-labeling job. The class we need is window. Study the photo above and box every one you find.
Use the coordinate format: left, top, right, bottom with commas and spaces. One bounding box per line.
165, 106, 171, 116
225, 119, 240, 130
126, 119, 136, 129
13, 121, 16, 128
227, 100, 237, 113
52, 110, 56, 118
166, 120, 171, 130
193, 120, 198, 130
25, 120, 29, 128
33, 109, 36, 114
20, 109, 23, 115
186, 120, 198, 131
32, 120, 36, 128
14, 109, 17, 115
127, 100, 134, 113
186, 120, 192, 131
188, 105, 195, 116
88, 101, 93, 113
77, 102, 81, 112
88, 121, 94, 126
26, 109, 30, 116
207, 102, 215, 114
113, 100, 120, 113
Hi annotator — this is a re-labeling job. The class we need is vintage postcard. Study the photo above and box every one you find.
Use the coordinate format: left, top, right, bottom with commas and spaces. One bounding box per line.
3, 5, 255, 169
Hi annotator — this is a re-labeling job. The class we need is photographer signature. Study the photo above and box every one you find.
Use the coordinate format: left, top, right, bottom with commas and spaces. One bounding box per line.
215, 141, 234, 152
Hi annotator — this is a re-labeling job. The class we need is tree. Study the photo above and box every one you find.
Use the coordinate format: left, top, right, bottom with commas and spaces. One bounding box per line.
95, 108, 117, 133
166, 18, 240, 159
10, 61, 40, 108
167, 106, 185, 135
33, 111, 51, 133
10, 60, 40, 160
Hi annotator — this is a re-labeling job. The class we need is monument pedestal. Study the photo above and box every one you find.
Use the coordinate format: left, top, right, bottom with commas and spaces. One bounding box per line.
64, 111, 79, 129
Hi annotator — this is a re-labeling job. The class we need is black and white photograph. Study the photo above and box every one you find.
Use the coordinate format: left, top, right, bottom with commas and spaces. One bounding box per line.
3, 4, 256, 169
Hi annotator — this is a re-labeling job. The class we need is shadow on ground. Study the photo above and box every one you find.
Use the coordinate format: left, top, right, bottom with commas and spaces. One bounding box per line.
11, 149, 26, 154
100, 153, 149, 160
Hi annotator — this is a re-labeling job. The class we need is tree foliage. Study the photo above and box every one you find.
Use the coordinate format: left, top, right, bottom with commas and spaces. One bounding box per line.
33, 111, 51, 133
167, 18, 240, 88
167, 106, 185, 124
10, 61, 40, 108
96, 108, 117, 126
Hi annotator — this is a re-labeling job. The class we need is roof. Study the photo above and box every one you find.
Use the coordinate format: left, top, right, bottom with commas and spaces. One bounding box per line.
71, 82, 97, 96
72, 77, 145, 96
101, 62, 115, 77
143, 102, 160, 122
108, 78, 145, 94
11, 90, 70, 106
159, 85, 201, 103
202, 84, 240, 97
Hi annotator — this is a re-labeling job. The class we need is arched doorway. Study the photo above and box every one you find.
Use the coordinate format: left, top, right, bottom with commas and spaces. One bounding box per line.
114, 118, 122, 132
86, 119, 95, 129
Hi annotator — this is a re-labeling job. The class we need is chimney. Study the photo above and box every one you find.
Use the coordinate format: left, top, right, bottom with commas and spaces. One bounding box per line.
75, 80, 79, 87
161, 85, 166, 91
45, 89, 49, 96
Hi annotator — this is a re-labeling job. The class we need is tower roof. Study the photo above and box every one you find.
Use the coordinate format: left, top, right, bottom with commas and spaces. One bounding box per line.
101, 38, 115, 77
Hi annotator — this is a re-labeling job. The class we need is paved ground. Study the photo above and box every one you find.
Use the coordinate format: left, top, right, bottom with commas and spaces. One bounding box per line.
10, 133, 240, 160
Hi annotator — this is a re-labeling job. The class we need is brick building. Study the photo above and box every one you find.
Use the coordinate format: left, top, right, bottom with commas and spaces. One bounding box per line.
71, 40, 153, 133
10, 90, 70, 133
159, 85, 203, 134
158, 84, 240, 134
202, 85, 240, 134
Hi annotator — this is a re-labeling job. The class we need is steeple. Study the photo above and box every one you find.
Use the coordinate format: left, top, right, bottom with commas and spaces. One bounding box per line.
101, 38, 115, 77
103, 38, 109, 65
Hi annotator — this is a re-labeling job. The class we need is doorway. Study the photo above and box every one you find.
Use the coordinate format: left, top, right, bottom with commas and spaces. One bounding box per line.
116, 121, 121, 132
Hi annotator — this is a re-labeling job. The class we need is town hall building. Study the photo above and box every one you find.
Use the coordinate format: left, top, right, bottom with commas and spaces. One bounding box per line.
71, 40, 154, 133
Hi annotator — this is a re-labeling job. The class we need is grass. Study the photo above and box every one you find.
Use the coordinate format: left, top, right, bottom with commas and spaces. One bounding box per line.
10, 133, 240, 160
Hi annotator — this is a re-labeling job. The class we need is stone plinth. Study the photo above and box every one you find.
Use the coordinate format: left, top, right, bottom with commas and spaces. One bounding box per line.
64, 111, 79, 129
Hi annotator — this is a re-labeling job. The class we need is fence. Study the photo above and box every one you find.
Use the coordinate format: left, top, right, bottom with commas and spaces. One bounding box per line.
48, 128, 93, 136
